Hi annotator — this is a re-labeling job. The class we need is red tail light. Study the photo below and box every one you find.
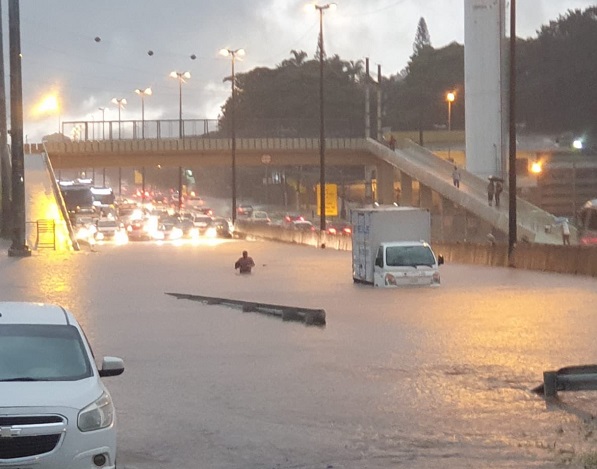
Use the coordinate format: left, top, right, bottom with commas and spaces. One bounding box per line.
344, 227, 352, 234
328, 228, 337, 235
580, 236, 597, 245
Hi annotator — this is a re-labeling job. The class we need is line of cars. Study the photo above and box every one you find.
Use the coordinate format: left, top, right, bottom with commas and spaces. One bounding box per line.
238, 207, 352, 236
121, 204, 232, 242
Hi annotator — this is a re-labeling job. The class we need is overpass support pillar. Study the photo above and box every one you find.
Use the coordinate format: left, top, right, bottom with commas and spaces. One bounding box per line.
400, 172, 413, 206
376, 161, 395, 205
419, 184, 433, 210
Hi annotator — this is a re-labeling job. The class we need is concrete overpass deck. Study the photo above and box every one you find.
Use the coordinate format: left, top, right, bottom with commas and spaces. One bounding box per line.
37, 136, 566, 244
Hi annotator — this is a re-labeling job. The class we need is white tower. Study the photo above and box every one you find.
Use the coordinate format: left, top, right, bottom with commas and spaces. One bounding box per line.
464, 0, 507, 179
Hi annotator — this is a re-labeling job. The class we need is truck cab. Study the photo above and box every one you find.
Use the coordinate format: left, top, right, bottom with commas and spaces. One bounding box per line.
373, 241, 444, 287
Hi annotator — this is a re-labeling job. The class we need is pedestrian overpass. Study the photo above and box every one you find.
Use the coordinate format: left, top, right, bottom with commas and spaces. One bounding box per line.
34, 134, 565, 244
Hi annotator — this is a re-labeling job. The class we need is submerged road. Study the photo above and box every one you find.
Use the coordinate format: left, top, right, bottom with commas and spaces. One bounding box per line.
1, 238, 597, 468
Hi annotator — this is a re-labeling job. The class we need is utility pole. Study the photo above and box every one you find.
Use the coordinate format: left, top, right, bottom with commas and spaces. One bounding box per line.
8, 0, 30, 256
508, 0, 517, 262
376, 64, 382, 142
364, 58, 370, 139
0, 0, 11, 239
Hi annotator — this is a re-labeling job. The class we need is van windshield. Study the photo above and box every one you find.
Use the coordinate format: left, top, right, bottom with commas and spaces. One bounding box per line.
385, 245, 436, 267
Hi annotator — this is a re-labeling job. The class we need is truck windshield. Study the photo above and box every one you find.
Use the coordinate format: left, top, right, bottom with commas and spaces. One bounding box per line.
385, 245, 436, 267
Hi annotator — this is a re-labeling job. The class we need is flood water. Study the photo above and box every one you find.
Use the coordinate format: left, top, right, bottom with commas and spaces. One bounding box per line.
2, 238, 597, 468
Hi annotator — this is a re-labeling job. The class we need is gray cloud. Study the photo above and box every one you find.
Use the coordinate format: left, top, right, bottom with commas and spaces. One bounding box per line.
3, 0, 593, 140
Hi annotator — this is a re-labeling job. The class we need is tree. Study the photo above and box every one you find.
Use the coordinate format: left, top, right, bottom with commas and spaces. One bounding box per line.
413, 17, 432, 56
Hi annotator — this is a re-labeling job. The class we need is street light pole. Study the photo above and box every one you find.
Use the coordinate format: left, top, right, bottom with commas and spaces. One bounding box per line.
98, 107, 105, 139
446, 91, 455, 160
313, 3, 336, 234
508, 0, 517, 261
111, 98, 126, 139
134, 87, 152, 139
220, 48, 245, 224
0, 2, 11, 239
169, 71, 190, 139
8, 0, 30, 256
170, 72, 190, 212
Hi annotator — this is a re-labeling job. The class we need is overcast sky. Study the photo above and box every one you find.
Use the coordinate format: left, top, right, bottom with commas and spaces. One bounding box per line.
4, 0, 594, 140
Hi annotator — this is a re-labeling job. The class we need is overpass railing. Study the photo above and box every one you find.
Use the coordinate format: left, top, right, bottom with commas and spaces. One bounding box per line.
61, 119, 220, 141
40, 137, 368, 155
58, 118, 364, 142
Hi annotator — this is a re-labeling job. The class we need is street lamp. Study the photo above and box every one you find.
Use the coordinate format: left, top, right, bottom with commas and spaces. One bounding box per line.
446, 91, 455, 160
98, 107, 106, 139
134, 87, 152, 139
169, 71, 190, 139
219, 48, 245, 223
169, 71, 190, 212
35, 94, 60, 133
308, 2, 336, 233
110, 97, 127, 139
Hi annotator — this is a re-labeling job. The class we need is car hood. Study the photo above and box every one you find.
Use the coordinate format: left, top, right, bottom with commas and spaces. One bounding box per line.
0, 377, 105, 409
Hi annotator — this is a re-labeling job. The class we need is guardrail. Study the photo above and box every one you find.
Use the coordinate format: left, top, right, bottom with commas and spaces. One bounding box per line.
533, 365, 597, 398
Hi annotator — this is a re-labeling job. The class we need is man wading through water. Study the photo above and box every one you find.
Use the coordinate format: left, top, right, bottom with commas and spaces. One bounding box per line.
235, 250, 255, 274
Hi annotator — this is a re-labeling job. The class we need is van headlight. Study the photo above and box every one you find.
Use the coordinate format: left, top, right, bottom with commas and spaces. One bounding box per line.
432, 271, 441, 284
78, 392, 114, 432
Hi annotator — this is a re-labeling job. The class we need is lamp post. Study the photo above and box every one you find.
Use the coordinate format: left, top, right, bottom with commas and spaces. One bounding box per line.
219, 48, 245, 223
98, 107, 106, 139
310, 3, 336, 233
508, 0, 517, 260
110, 97, 127, 139
7, 0, 30, 256
446, 91, 455, 160
169, 71, 190, 139
134, 87, 152, 139
169, 71, 190, 212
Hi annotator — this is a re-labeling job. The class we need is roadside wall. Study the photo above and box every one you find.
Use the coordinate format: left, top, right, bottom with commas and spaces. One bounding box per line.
235, 223, 597, 278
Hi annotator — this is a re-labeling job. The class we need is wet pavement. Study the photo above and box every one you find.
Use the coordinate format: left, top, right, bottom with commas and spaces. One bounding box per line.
1, 238, 597, 468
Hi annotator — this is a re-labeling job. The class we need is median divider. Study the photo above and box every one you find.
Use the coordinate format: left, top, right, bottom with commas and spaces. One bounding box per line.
532, 365, 597, 398
166, 292, 326, 327
234, 223, 597, 277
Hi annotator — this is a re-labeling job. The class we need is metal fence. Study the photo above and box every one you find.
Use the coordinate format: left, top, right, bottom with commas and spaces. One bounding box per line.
60, 117, 365, 142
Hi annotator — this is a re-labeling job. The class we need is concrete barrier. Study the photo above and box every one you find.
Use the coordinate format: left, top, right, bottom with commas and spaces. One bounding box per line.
234, 224, 597, 277
166, 292, 326, 327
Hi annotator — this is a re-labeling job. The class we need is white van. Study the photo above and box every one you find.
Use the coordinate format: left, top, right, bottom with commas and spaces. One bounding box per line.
373, 241, 444, 287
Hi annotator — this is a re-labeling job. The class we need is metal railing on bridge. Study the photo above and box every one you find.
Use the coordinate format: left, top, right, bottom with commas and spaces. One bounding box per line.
59, 117, 365, 142
61, 119, 220, 141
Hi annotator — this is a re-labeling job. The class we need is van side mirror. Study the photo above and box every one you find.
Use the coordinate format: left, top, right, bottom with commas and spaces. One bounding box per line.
375, 257, 383, 268
438, 255, 444, 266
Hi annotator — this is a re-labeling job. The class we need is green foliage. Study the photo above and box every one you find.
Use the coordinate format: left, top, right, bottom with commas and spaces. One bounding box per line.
413, 17, 432, 56
218, 7, 597, 139
219, 51, 365, 137
517, 7, 597, 136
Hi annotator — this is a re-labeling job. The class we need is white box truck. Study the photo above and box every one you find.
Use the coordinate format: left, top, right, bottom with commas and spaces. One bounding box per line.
351, 207, 443, 287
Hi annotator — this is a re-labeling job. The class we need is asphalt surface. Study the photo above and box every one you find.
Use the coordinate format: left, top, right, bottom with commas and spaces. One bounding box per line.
1, 238, 597, 468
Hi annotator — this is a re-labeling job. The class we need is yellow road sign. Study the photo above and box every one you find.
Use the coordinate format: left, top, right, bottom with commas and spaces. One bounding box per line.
316, 184, 338, 217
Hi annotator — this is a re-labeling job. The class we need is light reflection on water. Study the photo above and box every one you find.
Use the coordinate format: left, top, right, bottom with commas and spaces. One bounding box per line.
2, 241, 597, 468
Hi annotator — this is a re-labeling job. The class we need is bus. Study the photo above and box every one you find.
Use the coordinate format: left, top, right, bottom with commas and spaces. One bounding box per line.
60, 183, 94, 216
577, 199, 597, 246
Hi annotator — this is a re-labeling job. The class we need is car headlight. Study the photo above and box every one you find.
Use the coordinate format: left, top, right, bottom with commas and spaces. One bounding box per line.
78, 392, 114, 432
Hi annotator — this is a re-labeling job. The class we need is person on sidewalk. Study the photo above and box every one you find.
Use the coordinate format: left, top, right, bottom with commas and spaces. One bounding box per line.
235, 250, 255, 274
561, 219, 571, 245
487, 180, 495, 206
494, 180, 503, 207
452, 166, 461, 188
388, 135, 397, 151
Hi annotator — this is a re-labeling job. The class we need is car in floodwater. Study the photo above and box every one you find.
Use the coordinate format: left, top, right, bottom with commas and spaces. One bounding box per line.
0, 302, 124, 469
